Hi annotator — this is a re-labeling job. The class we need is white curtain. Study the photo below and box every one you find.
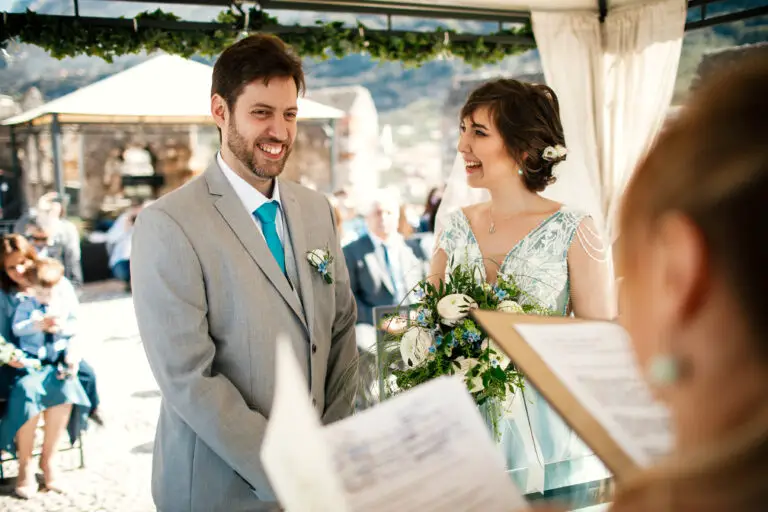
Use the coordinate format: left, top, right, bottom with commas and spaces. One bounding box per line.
532, 12, 605, 228
601, 0, 687, 235
532, 0, 687, 240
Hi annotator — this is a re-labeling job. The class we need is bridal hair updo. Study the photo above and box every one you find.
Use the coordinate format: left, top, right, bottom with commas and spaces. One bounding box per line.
461, 79, 566, 192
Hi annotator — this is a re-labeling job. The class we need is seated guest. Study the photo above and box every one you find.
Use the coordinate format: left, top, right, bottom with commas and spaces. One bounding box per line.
0, 236, 102, 498
417, 186, 443, 233
23, 219, 51, 257
407, 195, 441, 263
12, 258, 80, 376
0, 252, 91, 498
343, 188, 425, 327
106, 201, 144, 292
15, 193, 82, 288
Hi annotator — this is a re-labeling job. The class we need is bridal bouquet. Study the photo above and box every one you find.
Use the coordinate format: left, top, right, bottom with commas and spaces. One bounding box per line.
383, 263, 554, 438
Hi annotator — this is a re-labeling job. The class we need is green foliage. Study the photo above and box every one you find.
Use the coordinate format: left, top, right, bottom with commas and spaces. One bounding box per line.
1, 8, 534, 67
385, 262, 555, 417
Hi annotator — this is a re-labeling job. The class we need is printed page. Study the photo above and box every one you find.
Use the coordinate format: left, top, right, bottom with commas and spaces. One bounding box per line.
261, 336, 351, 512
323, 377, 527, 512
513, 322, 672, 465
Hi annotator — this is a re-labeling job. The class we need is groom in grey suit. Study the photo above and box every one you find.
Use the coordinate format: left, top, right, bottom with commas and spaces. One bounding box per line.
131, 35, 358, 511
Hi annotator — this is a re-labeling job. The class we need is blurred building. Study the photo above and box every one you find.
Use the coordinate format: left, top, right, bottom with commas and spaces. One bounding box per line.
306, 85, 383, 194
1, 56, 342, 225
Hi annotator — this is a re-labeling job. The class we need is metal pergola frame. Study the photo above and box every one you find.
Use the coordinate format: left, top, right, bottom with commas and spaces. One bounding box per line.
101, 0, 768, 31
4, 0, 764, 43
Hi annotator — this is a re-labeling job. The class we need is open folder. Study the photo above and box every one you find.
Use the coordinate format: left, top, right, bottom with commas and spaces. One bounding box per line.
261, 336, 528, 512
471, 311, 672, 482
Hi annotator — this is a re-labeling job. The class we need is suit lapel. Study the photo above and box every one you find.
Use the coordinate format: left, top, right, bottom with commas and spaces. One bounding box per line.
361, 235, 395, 295
205, 164, 307, 331
280, 183, 316, 340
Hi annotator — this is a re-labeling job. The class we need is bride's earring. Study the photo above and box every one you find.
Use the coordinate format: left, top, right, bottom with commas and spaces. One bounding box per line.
517, 169, 523, 176
647, 354, 682, 387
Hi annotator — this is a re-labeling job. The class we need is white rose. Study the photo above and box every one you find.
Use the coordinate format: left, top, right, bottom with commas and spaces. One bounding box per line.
307, 249, 328, 263
497, 300, 524, 314
399, 327, 434, 367
542, 146, 558, 161
437, 294, 477, 326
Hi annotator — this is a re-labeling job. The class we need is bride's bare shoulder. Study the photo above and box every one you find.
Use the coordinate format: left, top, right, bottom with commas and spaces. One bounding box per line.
539, 197, 564, 214
461, 202, 490, 221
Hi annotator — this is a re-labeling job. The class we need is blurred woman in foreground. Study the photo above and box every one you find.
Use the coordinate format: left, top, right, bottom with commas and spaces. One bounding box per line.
611, 55, 768, 512
535, 55, 767, 512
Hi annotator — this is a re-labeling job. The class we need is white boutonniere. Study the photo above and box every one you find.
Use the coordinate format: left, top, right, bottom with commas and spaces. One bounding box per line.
306, 248, 334, 284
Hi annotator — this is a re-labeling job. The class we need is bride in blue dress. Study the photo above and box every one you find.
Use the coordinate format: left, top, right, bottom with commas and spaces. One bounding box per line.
430, 79, 614, 495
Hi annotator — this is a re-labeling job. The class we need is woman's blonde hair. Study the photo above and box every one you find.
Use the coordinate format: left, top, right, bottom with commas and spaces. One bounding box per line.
613, 55, 768, 512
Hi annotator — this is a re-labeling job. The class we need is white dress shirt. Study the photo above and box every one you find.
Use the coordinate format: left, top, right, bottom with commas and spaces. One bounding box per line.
217, 152, 285, 245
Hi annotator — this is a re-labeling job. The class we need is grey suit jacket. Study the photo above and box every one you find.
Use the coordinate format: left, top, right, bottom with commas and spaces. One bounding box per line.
343, 233, 426, 325
131, 162, 359, 512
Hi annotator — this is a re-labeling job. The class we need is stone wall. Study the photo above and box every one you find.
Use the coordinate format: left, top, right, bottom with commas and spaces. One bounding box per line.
8, 121, 332, 224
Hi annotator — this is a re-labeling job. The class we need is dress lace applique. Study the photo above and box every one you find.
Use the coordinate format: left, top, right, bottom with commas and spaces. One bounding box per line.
436, 206, 588, 315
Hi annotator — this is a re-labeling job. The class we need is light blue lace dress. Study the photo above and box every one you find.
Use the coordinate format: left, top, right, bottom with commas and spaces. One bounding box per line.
436, 205, 609, 494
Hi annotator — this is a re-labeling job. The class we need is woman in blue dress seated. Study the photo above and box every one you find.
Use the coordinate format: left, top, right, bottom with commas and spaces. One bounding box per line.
0, 235, 96, 499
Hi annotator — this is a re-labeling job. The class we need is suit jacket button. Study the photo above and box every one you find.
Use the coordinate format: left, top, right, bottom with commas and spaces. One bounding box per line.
311, 344, 317, 354
312, 398, 317, 407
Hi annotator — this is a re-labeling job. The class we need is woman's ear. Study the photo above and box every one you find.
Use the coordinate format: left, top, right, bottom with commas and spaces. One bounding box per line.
657, 213, 710, 324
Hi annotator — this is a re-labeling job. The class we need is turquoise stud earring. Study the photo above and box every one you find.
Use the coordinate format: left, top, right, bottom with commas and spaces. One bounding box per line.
647, 354, 680, 387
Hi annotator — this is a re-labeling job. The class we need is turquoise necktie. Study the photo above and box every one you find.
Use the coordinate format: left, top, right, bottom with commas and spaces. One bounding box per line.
254, 201, 285, 274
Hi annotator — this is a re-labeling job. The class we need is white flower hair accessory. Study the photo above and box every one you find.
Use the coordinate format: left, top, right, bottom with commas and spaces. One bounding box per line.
542, 144, 568, 162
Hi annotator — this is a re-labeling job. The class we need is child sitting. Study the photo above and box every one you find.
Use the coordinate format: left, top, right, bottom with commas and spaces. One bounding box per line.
12, 257, 80, 377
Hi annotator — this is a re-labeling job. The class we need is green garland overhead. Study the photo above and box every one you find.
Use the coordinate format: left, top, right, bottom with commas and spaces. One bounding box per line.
0, 8, 535, 67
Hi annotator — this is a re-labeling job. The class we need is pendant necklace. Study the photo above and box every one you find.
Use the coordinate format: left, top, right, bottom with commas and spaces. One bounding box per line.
488, 206, 517, 234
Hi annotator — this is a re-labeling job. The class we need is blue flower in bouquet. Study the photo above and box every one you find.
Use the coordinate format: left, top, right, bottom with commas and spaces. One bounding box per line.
385, 262, 552, 426
414, 307, 432, 327
463, 330, 481, 345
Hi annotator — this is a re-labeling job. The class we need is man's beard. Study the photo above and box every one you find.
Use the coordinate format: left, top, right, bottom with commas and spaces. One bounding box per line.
227, 118, 292, 180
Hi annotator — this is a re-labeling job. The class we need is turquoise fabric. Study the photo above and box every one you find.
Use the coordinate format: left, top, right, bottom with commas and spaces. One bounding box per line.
437, 206, 611, 493
253, 201, 286, 274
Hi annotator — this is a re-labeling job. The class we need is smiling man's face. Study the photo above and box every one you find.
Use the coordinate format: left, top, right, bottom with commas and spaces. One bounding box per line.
214, 76, 299, 186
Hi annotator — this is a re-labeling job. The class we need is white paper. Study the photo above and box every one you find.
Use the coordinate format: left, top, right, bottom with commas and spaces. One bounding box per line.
513, 322, 672, 466
261, 336, 351, 512
324, 377, 526, 512
262, 337, 527, 512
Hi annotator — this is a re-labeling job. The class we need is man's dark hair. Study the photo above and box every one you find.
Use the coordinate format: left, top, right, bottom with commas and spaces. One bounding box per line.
212, 34, 305, 109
